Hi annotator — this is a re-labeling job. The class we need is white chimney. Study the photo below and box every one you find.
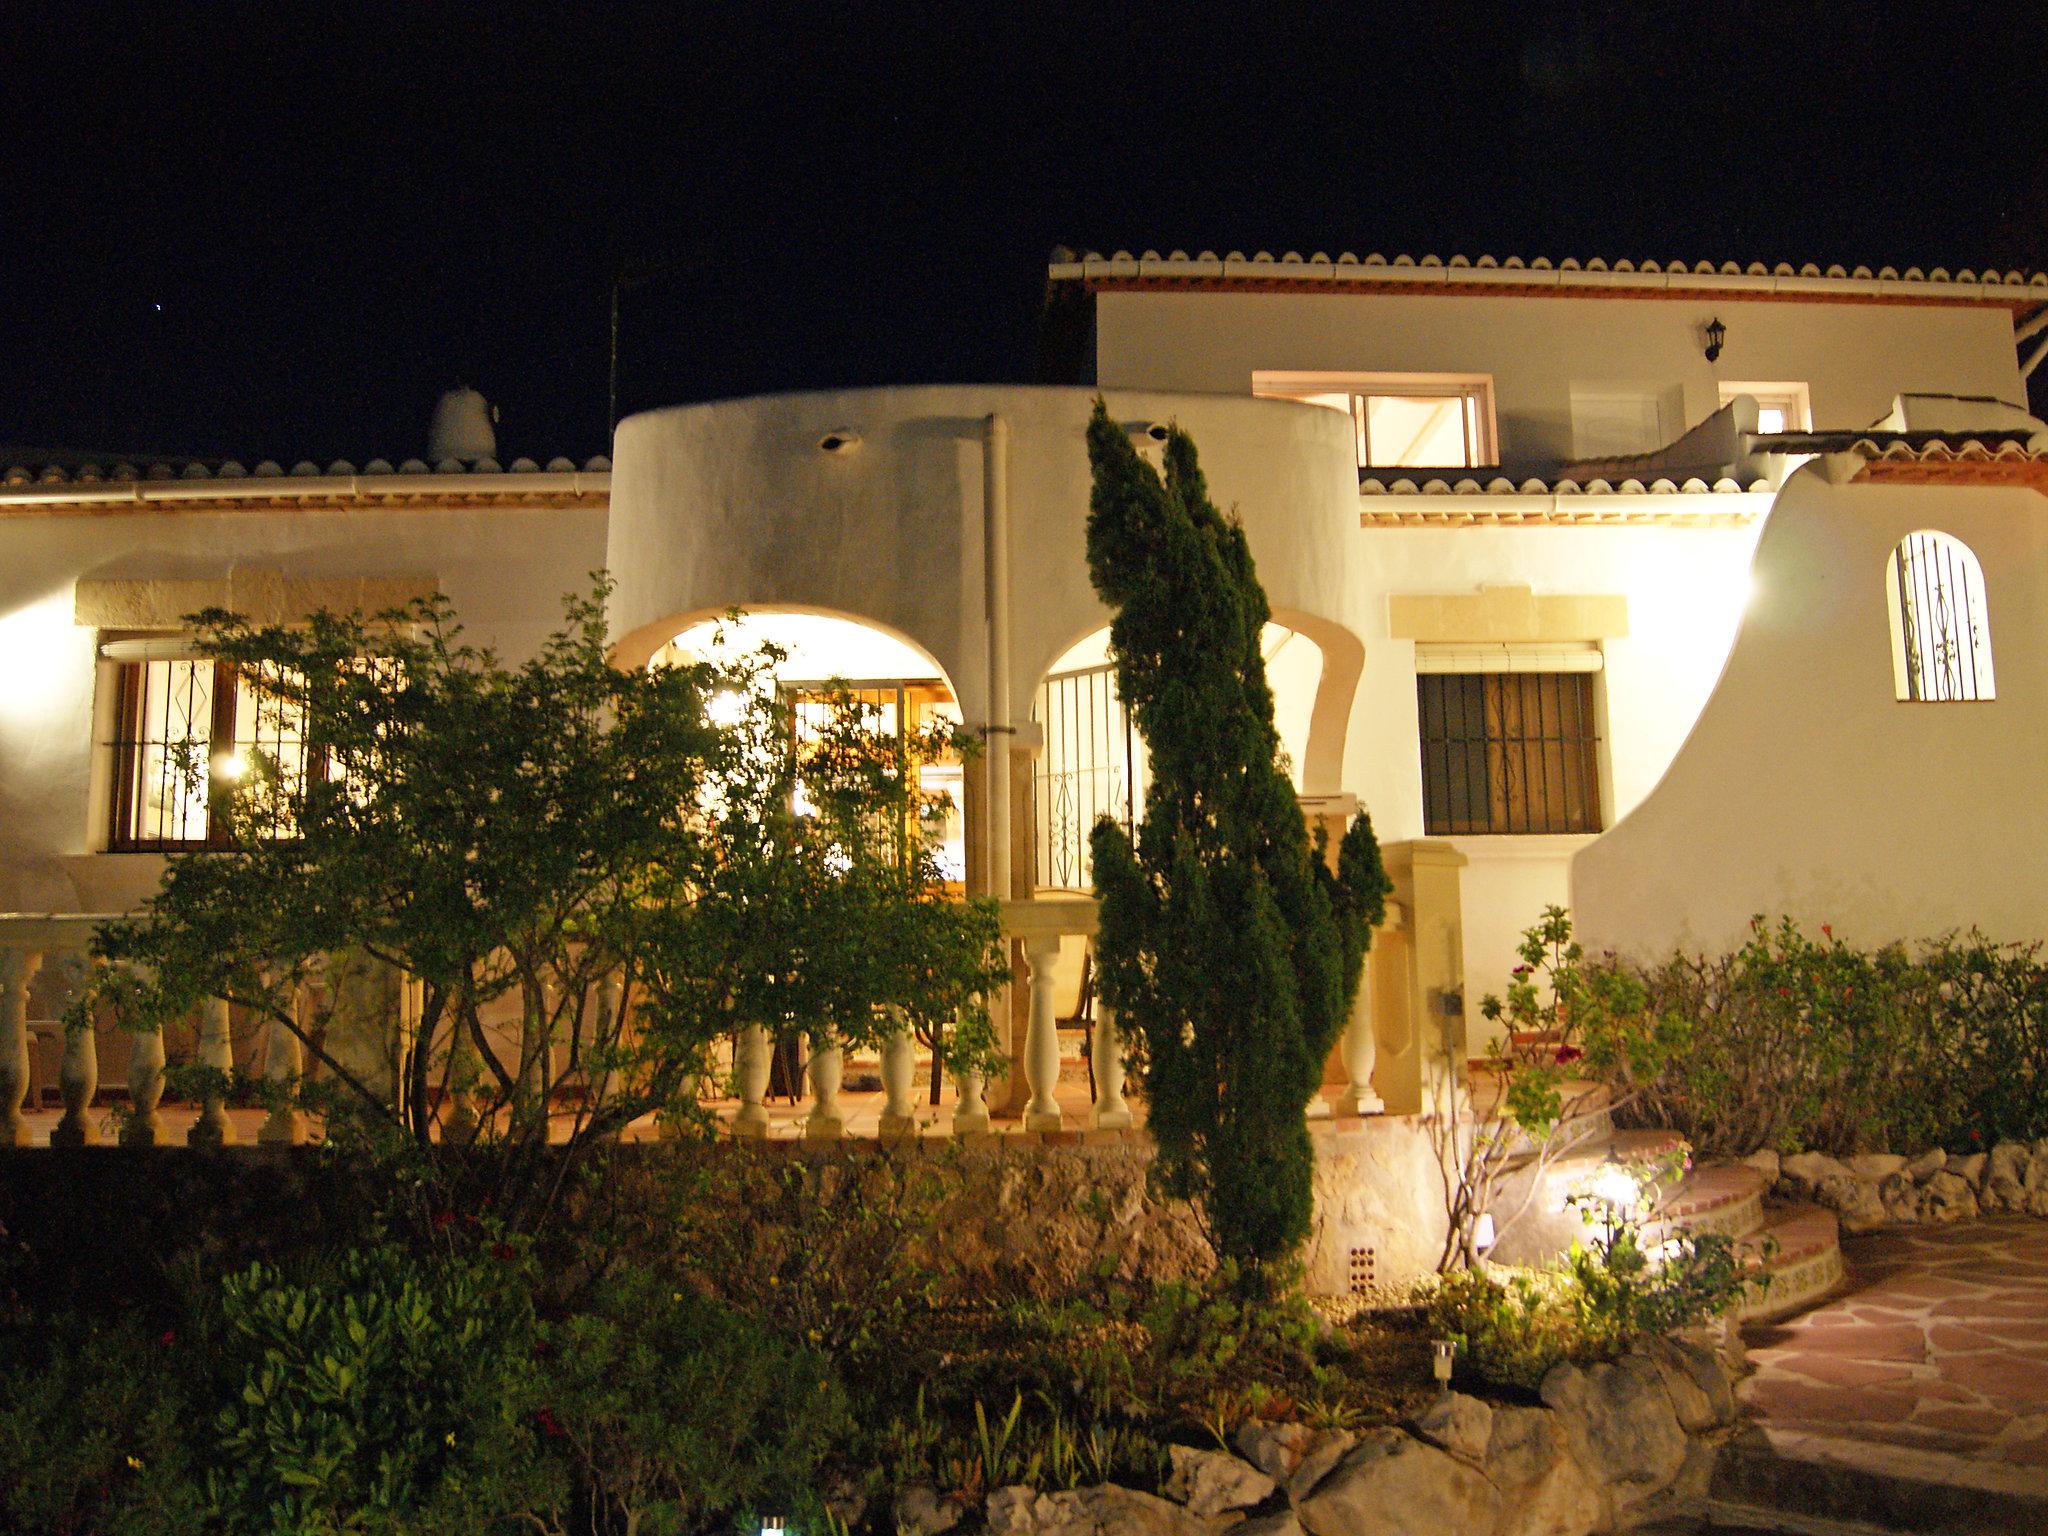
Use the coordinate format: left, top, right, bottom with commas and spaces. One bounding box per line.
427, 386, 497, 463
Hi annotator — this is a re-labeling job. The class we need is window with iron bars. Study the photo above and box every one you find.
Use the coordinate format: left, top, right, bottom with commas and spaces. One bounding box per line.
107, 658, 313, 850
1887, 531, 1995, 702
1033, 663, 1148, 890
1418, 671, 1602, 835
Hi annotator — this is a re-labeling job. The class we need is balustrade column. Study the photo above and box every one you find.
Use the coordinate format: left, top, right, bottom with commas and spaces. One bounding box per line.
1338, 964, 1385, 1117
1022, 932, 1063, 1132
0, 949, 43, 1145
52, 967, 99, 1147
878, 1009, 917, 1141
952, 997, 991, 1136
1089, 1001, 1131, 1130
804, 1029, 845, 1139
121, 1009, 167, 1147
731, 1024, 771, 1137
187, 998, 236, 1147
259, 984, 308, 1145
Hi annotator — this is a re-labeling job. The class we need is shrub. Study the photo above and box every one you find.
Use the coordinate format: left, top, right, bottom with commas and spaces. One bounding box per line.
543, 1263, 848, 1536
1424, 1226, 1750, 1393
209, 1240, 558, 1534
0, 1316, 204, 1536
1585, 917, 2048, 1156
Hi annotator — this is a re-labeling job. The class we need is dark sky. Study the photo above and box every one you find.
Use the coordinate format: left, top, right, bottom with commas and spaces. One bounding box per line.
5, 1, 2045, 462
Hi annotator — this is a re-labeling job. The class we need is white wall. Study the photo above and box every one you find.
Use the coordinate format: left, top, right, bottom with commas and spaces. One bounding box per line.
1095, 291, 2024, 458
1575, 464, 2048, 959
0, 501, 607, 913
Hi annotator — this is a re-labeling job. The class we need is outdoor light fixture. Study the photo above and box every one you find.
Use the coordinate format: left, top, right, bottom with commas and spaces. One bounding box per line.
212, 751, 248, 781
1702, 317, 1726, 364
1431, 1338, 1457, 1394
1472, 1211, 1496, 1252
817, 429, 861, 455
761, 1520, 787, 1536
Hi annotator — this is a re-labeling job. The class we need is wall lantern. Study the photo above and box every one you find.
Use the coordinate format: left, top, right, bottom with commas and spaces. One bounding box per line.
1702, 317, 1726, 364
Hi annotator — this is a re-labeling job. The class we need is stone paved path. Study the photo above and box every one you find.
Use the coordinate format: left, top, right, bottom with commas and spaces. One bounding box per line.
1739, 1216, 2048, 1468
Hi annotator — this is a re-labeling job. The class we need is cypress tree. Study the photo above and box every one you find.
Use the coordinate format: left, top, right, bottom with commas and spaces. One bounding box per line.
1084, 401, 1390, 1272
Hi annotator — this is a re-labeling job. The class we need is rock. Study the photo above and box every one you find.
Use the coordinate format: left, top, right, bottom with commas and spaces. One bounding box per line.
1220, 1514, 1301, 1536
1641, 1336, 1736, 1431
1294, 1428, 1500, 1536
1283, 1431, 1357, 1504
1848, 1153, 1906, 1180
1880, 1173, 1921, 1223
1985, 1141, 2031, 1211
1540, 1357, 1688, 1518
1165, 1446, 1276, 1517
1780, 1151, 1848, 1191
2028, 1186, 2048, 1218
899, 1485, 964, 1536
989, 1485, 1211, 1536
1817, 1173, 1888, 1233
1739, 1149, 1780, 1187
1904, 1148, 1946, 1181
1484, 1407, 1602, 1536
1951, 1152, 1986, 1186
2025, 1147, 2048, 1193
1922, 1170, 1978, 1223
1409, 1392, 1492, 1464
1236, 1421, 1314, 1483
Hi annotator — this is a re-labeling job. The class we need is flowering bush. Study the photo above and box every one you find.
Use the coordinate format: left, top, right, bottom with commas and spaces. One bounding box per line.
1583, 917, 2048, 1156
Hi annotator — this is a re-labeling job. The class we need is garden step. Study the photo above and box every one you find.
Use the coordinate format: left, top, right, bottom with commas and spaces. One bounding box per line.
1483, 1127, 1686, 1265
1651, 1162, 1768, 1245
1730, 1203, 1846, 1323
1709, 1424, 2048, 1535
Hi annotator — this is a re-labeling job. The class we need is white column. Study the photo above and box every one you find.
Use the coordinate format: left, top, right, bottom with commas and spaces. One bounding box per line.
805, 1030, 845, 1140
258, 985, 308, 1145
731, 1024, 771, 1137
0, 949, 43, 1145
1339, 962, 1385, 1116
1089, 1000, 1132, 1130
122, 1012, 167, 1147
1022, 932, 1063, 1132
878, 1009, 917, 1141
52, 1009, 100, 1147
186, 997, 236, 1146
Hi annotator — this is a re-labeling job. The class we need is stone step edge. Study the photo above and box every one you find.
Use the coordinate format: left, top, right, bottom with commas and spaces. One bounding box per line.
1710, 1426, 2048, 1535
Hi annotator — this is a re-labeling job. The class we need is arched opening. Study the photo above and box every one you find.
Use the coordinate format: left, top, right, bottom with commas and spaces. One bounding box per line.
1885, 531, 1995, 702
1030, 622, 1329, 891
652, 611, 968, 885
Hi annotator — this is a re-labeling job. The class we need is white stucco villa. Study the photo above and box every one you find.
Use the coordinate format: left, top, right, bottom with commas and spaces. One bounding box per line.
4, 245, 2047, 1204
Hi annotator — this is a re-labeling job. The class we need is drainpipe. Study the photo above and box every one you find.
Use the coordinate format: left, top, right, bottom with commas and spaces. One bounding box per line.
983, 412, 1012, 900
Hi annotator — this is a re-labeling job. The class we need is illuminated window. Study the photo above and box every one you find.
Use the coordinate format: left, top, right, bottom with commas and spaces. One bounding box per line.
107, 656, 311, 849
1720, 381, 1812, 436
1255, 372, 1497, 469
1886, 531, 1994, 702
784, 679, 966, 888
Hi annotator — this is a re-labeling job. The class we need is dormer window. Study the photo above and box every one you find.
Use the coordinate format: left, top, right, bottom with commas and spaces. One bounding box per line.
1720, 381, 1812, 435
1255, 371, 1498, 469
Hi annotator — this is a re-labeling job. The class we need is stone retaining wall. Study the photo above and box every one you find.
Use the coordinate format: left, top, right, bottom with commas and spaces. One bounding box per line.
1755, 1138, 2048, 1233
956, 1332, 1741, 1536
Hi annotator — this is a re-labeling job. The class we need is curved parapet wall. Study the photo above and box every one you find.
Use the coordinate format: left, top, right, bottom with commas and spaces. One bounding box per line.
1573, 459, 2048, 958
605, 385, 1364, 788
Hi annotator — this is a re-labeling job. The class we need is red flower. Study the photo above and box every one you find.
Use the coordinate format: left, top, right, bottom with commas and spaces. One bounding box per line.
431, 1209, 456, 1231
1821, 924, 1833, 940
1776, 986, 1791, 998
535, 1406, 566, 1438
1968, 1129, 1982, 1143
490, 1242, 518, 1262
159, 1329, 176, 1348
1554, 1045, 1584, 1065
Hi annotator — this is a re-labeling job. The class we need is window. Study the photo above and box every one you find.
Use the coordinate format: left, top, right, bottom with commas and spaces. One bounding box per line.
1720, 381, 1812, 436
1886, 531, 1994, 702
1569, 386, 1679, 458
784, 678, 966, 886
1418, 671, 1602, 834
1033, 662, 1148, 890
107, 655, 311, 849
1255, 371, 1497, 469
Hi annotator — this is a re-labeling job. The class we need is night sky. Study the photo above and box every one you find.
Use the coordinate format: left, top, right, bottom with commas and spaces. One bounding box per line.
5, 1, 2045, 463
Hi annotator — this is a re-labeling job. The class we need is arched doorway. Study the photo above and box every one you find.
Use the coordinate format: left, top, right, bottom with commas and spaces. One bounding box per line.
652, 611, 969, 887
1030, 622, 1331, 891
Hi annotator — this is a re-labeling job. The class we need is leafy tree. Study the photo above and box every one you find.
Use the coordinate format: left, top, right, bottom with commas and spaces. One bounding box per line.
75, 581, 1007, 1196
1082, 402, 1389, 1272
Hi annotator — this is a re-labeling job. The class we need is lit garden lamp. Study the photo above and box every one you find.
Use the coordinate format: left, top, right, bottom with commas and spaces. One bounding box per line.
1471, 1211, 1496, 1255
1589, 1158, 1640, 1246
761, 1519, 788, 1536
1431, 1338, 1457, 1396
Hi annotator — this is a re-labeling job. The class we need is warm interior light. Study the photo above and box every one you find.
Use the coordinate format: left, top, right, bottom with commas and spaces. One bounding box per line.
707, 689, 747, 728
213, 750, 249, 781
